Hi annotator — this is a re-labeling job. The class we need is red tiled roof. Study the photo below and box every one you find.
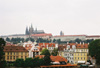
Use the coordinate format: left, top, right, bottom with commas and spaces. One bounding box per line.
24, 44, 32, 50
76, 43, 88, 49
31, 33, 52, 37
58, 45, 66, 51
36, 55, 67, 62
4, 46, 28, 52
38, 43, 55, 48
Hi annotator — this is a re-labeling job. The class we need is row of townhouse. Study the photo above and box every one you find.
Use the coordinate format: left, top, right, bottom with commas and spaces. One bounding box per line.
3, 41, 58, 62
4, 41, 88, 65
58, 43, 88, 64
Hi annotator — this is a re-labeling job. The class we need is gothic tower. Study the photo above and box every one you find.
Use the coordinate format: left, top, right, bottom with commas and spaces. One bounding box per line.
29, 24, 34, 35
60, 31, 64, 36
25, 27, 29, 35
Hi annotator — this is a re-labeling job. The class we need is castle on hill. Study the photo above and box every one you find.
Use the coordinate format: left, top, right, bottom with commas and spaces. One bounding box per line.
25, 24, 45, 35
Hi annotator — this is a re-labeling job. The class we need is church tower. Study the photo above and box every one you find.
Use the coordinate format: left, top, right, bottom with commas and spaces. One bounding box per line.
60, 31, 64, 36
29, 24, 34, 35
25, 27, 29, 35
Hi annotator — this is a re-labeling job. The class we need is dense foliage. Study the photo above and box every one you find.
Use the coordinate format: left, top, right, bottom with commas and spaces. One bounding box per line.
51, 48, 58, 56
41, 48, 51, 56
89, 39, 100, 64
14, 58, 45, 68
14, 58, 24, 67
41, 49, 51, 65
0, 38, 6, 68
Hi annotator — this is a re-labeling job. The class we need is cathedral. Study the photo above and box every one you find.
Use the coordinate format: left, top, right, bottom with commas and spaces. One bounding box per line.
25, 24, 45, 35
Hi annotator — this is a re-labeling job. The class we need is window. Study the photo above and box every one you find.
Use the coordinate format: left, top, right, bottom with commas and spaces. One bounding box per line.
7, 56, 9, 60
81, 57, 82, 60
10, 56, 12, 60
78, 57, 79, 60
84, 57, 85, 60
14, 52, 15, 55
8, 52, 9, 55
13, 56, 15, 59
11, 52, 12, 55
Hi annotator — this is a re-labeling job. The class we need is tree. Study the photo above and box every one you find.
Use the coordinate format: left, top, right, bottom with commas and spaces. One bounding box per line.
89, 39, 100, 65
0, 38, 6, 68
24, 58, 33, 67
6, 37, 10, 42
43, 55, 51, 65
41, 49, 51, 65
41, 49, 50, 56
75, 38, 82, 43
53, 39, 56, 43
51, 48, 58, 56
57, 39, 61, 44
14, 58, 24, 67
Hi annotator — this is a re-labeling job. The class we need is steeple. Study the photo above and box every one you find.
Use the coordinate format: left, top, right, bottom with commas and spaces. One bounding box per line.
60, 31, 64, 36
31, 23, 33, 28
25, 26, 29, 35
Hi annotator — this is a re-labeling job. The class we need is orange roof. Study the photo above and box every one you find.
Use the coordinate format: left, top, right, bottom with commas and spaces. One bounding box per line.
76, 43, 88, 49
31, 33, 52, 37
4, 46, 28, 52
38, 43, 55, 48
36, 55, 67, 62
24, 44, 32, 50
58, 45, 66, 51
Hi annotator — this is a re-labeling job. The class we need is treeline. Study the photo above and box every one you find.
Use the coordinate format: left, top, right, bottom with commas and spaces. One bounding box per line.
53, 38, 94, 44
6, 37, 94, 44
6, 37, 51, 44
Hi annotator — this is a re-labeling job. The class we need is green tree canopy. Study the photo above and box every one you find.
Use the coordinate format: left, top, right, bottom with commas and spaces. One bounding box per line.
24, 58, 33, 67
0, 38, 6, 61
41, 49, 50, 56
89, 39, 100, 64
41, 49, 51, 65
51, 48, 58, 56
14, 58, 24, 67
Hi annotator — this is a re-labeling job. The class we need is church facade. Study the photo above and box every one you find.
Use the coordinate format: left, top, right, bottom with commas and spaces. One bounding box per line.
25, 24, 45, 35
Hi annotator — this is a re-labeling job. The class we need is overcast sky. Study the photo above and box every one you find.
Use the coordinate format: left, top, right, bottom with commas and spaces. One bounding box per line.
0, 0, 100, 36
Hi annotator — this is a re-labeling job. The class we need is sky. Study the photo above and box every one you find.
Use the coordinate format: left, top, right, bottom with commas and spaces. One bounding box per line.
0, 0, 100, 36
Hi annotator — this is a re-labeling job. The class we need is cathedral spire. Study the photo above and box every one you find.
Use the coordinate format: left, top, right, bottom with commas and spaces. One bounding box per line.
25, 26, 29, 35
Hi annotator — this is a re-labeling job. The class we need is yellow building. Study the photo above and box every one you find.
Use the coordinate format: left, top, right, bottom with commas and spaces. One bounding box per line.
4, 46, 29, 62
74, 43, 88, 64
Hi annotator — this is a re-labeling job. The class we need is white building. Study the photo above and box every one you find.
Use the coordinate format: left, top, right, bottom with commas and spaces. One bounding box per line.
52, 35, 86, 41
63, 44, 76, 64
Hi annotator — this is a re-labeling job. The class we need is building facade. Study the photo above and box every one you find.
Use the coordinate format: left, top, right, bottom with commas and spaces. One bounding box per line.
74, 43, 88, 64
4, 46, 29, 62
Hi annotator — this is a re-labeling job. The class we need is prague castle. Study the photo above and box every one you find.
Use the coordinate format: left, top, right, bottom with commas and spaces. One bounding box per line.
25, 24, 45, 35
